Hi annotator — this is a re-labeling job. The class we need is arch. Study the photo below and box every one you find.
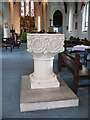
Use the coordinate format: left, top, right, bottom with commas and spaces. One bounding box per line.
50, 6, 65, 34
53, 10, 62, 27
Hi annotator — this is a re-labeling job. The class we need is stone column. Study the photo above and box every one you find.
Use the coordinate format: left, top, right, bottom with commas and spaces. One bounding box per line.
27, 33, 64, 89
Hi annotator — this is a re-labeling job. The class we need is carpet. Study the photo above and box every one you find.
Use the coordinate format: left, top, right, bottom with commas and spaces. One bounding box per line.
2, 43, 89, 118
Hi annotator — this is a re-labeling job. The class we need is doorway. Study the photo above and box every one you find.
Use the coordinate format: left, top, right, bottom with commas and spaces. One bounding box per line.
53, 10, 63, 33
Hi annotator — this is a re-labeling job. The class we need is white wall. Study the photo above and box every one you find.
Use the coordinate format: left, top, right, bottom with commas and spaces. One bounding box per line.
2, 2, 10, 37
47, 2, 88, 39
2, 2, 89, 39
65, 2, 88, 39
65, 2, 76, 37
47, 2, 66, 33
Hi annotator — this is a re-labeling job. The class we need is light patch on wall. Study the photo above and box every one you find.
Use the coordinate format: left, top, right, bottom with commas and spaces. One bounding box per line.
38, 16, 40, 32
31, 1, 34, 17
4, 22, 8, 28
21, 0, 24, 16
26, 0, 29, 16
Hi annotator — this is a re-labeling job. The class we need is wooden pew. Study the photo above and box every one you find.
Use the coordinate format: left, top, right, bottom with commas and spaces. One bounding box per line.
84, 49, 90, 66
58, 52, 90, 94
2, 38, 13, 52
13, 33, 21, 49
64, 41, 90, 52
0, 45, 12, 52
13, 40, 21, 49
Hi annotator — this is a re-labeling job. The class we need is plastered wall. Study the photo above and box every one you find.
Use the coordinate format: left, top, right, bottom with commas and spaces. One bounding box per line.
65, 2, 88, 39
13, 2, 20, 34
3, 2, 89, 39
47, 2, 88, 39
34, 2, 42, 31
2, 2, 10, 37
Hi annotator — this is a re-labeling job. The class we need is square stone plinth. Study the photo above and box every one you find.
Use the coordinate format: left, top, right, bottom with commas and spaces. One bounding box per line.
20, 74, 79, 112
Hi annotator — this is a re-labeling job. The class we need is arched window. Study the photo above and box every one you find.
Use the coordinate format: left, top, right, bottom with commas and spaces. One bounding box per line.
68, 8, 73, 32
26, 0, 29, 16
21, 0, 24, 16
53, 10, 62, 27
31, 0, 34, 17
82, 3, 89, 32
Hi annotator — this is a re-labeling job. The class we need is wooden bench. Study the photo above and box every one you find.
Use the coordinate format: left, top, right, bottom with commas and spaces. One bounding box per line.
0, 44, 12, 52
58, 52, 90, 94
2, 38, 13, 52
84, 49, 90, 66
13, 40, 21, 49
12, 33, 21, 49
2, 36, 21, 49
64, 42, 76, 52
64, 40, 90, 52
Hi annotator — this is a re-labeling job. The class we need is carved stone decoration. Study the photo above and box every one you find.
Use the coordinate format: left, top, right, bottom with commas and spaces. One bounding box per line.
47, 36, 64, 53
27, 34, 64, 55
28, 36, 46, 53
27, 33, 65, 89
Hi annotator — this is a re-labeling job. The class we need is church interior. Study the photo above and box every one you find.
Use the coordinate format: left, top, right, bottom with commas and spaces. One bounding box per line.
0, 0, 90, 119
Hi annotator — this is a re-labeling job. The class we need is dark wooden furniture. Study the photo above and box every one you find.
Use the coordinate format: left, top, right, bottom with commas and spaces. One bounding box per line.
2, 37, 12, 42
2, 36, 21, 51
2, 38, 13, 45
0, 44, 12, 52
84, 49, 90, 66
64, 40, 90, 52
13, 40, 21, 49
64, 41, 76, 52
58, 52, 90, 94
13, 33, 21, 49
2, 38, 13, 52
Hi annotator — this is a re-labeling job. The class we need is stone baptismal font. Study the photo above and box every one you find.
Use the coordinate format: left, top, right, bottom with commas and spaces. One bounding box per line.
20, 33, 79, 112
27, 34, 64, 89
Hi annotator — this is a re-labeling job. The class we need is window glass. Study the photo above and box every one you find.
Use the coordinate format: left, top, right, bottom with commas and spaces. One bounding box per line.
31, 1, 34, 17
68, 8, 73, 32
26, 0, 29, 16
21, 0, 24, 16
82, 3, 89, 32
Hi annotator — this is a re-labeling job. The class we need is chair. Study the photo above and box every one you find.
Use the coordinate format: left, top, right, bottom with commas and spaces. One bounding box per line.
84, 49, 90, 66
13, 33, 21, 49
2, 38, 13, 52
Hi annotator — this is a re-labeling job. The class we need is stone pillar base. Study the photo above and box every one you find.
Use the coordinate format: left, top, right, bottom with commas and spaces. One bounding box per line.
30, 57, 60, 89
20, 74, 79, 112
30, 73, 60, 89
